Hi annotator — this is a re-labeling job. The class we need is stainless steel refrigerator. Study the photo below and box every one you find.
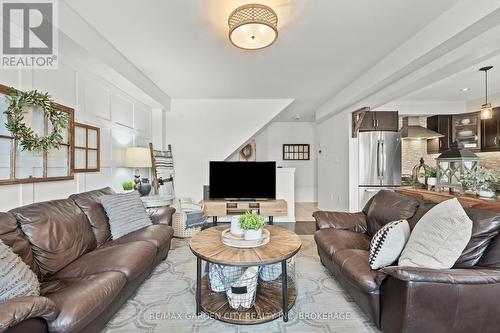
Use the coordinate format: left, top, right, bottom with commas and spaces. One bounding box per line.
358, 131, 401, 209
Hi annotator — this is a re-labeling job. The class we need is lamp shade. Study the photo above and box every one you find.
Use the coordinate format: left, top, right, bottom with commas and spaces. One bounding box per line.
228, 4, 278, 50
481, 103, 493, 120
124, 147, 152, 168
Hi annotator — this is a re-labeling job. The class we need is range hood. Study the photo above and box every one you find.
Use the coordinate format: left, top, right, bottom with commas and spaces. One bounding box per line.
400, 117, 444, 139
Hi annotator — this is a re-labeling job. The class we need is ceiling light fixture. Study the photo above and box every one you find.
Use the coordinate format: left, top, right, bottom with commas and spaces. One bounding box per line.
479, 66, 493, 120
460, 87, 469, 92
228, 4, 278, 50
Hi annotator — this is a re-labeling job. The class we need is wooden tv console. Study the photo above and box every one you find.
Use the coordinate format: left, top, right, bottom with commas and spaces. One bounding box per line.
201, 199, 287, 225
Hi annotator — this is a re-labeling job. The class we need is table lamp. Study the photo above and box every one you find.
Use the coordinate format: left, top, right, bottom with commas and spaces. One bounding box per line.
124, 147, 152, 192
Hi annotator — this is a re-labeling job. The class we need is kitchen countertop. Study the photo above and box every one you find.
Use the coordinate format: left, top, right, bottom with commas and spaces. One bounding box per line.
395, 187, 500, 214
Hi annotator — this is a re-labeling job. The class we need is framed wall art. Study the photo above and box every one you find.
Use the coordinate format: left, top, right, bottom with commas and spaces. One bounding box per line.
283, 144, 310, 161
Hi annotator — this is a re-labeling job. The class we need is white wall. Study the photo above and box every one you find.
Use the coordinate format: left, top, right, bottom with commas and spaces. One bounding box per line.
465, 91, 500, 112
166, 98, 293, 202
317, 111, 351, 211
229, 122, 317, 203
0, 57, 161, 211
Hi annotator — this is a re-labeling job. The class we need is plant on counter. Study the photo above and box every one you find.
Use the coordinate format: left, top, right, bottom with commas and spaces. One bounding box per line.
425, 166, 438, 187
122, 180, 134, 191
425, 166, 437, 178
402, 175, 423, 188
239, 211, 266, 241
461, 166, 500, 198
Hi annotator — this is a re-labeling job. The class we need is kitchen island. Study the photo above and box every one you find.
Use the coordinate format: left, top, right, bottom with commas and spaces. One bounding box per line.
395, 187, 500, 213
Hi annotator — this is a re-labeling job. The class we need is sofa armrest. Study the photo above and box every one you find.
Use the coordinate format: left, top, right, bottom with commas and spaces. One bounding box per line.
0, 296, 59, 332
381, 266, 500, 285
380, 266, 500, 333
312, 211, 367, 233
147, 206, 176, 226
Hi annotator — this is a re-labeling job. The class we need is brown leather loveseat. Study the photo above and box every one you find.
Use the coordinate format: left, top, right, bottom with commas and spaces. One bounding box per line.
314, 190, 500, 333
0, 187, 175, 333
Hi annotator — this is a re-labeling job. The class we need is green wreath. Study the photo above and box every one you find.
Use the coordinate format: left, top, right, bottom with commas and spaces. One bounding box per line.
4, 89, 69, 151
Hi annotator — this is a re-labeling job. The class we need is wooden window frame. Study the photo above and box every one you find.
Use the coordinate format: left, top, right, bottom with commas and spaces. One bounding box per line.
282, 144, 310, 161
0, 83, 75, 185
73, 122, 100, 173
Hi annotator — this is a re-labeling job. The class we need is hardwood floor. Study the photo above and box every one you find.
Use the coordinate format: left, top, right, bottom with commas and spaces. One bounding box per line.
295, 202, 318, 222
274, 222, 315, 235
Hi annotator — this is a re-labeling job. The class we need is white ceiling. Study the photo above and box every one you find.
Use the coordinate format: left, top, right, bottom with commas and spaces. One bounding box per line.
65, 0, 457, 121
401, 53, 500, 102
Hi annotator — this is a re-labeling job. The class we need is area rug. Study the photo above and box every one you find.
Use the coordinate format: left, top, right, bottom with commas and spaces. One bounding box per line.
103, 236, 380, 333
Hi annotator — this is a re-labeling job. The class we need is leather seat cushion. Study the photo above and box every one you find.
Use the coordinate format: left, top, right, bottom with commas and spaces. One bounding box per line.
69, 187, 115, 246
41, 271, 126, 333
366, 190, 420, 236
314, 229, 371, 257
51, 241, 157, 282
11, 199, 97, 278
102, 225, 174, 252
332, 249, 386, 293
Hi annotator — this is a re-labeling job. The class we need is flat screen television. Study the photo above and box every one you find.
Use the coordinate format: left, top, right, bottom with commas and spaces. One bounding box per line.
209, 161, 276, 200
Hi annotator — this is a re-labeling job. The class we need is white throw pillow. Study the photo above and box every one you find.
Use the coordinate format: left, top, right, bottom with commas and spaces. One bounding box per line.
0, 239, 40, 301
369, 220, 410, 269
399, 198, 472, 269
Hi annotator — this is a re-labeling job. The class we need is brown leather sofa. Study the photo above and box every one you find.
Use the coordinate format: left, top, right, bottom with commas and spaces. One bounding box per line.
314, 190, 500, 333
0, 187, 175, 333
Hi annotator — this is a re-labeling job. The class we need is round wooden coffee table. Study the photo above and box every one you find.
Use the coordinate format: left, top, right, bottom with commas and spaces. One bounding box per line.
190, 225, 302, 324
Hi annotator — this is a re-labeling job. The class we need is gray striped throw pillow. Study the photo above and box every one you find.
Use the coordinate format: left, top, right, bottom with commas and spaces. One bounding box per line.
99, 192, 152, 239
0, 239, 40, 301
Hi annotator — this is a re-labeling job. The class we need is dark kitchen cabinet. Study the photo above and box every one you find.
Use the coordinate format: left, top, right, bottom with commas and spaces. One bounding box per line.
452, 112, 481, 151
427, 115, 452, 154
359, 111, 399, 132
481, 107, 500, 151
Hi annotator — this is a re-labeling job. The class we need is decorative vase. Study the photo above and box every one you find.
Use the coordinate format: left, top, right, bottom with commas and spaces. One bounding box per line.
427, 177, 437, 186
230, 216, 244, 237
244, 228, 263, 241
138, 183, 151, 196
477, 190, 496, 198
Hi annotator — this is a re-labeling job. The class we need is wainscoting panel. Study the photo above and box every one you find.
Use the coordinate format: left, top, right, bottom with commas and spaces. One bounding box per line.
112, 93, 134, 128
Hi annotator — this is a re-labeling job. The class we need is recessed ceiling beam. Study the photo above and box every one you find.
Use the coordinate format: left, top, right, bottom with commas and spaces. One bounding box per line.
315, 0, 500, 122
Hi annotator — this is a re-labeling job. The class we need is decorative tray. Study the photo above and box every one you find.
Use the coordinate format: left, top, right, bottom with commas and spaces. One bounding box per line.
221, 228, 270, 248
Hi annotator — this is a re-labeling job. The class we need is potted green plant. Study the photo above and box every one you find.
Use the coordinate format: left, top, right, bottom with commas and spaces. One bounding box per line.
122, 180, 134, 193
461, 166, 499, 198
239, 211, 266, 241
425, 166, 438, 186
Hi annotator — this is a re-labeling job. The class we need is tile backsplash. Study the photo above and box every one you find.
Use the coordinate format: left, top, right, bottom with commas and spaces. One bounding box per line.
402, 138, 435, 175
401, 117, 500, 175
